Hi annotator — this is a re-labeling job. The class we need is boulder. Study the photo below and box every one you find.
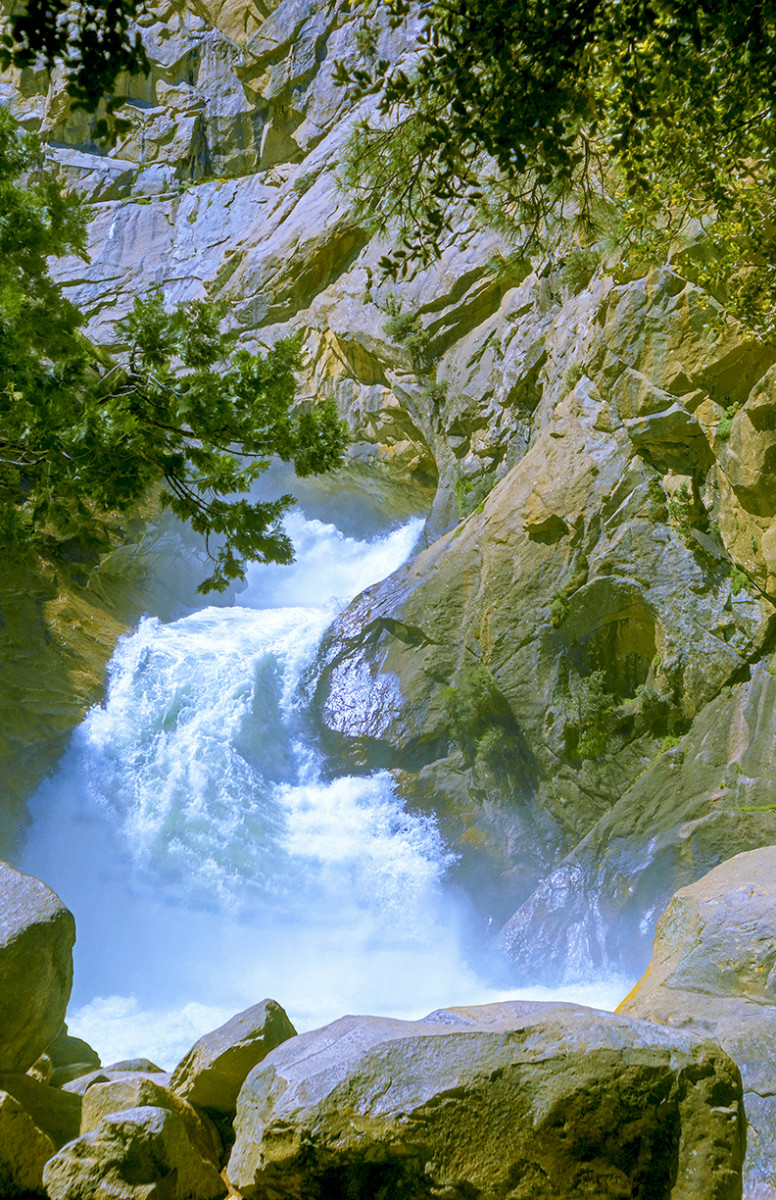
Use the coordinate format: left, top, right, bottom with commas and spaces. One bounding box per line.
36, 1026, 100, 1087
227, 999, 744, 1200
0, 1072, 81, 1147
170, 998, 296, 1114
43, 1105, 227, 1200
63, 1067, 171, 1096
0, 862, 75, 1072
106, 1058, 163, 1073
619, 846, 776, 1200
0, 1089, 55, 1196
81, 1076, 222, 1164
47, 1025, 101, 1073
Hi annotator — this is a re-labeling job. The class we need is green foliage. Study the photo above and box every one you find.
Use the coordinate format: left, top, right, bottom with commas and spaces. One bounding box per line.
559, 248, 600, 295
454, 471, 496, 519
660, 734, 681, 754
729, 565, 750, 596
647, 478, 669, 522
568, 669, 614, 761
550, 591, 570, 629
382, 295, 432, 371
353, 24, 378, 57
474, 724, 511, 768
562, 363, 584, 394
420, 378, 449, 410
716, 400, 742, 441
443, 662, 503, 744
335, 0, 776, 335
0, 109, 348, 591
0, 0, 149, 139
667, 483, 697, 535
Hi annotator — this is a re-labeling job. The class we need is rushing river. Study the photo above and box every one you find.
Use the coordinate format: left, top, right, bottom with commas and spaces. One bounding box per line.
15, 484, 628, 1068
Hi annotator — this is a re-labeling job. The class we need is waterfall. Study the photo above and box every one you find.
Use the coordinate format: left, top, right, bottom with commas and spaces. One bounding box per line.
16, 505, 628, 1068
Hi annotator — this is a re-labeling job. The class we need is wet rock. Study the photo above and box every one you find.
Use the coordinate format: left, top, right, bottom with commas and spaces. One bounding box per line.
171, 997, 296, 1114
498, 663, 776, 981
619, 846, 776, 1200
0, 1089, 55, 1197
43, 1105, 226, 1200
227, 1000, 744, 1200
0, 862, 75, 1072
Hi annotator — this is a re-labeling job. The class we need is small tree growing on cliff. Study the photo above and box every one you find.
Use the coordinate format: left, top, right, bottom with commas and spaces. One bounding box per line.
0, 106, 348, 591
337, 0, 776, 336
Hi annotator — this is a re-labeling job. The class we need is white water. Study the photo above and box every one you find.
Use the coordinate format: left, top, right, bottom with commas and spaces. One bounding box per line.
17, 507, 629, 1069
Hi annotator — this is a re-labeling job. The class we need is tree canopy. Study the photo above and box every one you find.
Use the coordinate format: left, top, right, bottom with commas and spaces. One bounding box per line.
337, 0, 776, 334
0, 107, 347, 592
0, 0, 148, 138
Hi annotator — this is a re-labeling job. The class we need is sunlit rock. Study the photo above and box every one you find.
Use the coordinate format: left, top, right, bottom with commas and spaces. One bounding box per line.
81, 1076, 221, 1165
63, 1067, 171, 1097
0, 1090, 55, 1197
170, 997, 296, 1115
43, 1105, 226, 1200
619, 846, 776, 1200
0, 862, 74, 1072
228, 1000, 744, 1200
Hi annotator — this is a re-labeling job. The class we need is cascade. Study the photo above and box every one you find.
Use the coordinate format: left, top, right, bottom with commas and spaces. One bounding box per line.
14, 489, 628, 1068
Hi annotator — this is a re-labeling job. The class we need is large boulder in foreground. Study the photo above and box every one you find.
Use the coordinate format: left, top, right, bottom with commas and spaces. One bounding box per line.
0, 861, 75, 1071
227, 999, 744, 1200
43, 1106, 226, 1200
170, 998, 296, 1114
619, 846, 776, 1200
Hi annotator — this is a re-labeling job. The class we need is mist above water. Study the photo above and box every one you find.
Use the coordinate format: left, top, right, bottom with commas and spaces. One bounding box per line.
16, 489, 629, 1068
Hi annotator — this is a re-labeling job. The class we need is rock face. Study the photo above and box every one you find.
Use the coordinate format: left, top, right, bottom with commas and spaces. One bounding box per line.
170, 998, 296, 1114
619, 847, 776, 1200
0, 862, 75, 1072
43, 1105, 227, 1200
227, 1000, 745, 1200
498, 662, 776, 979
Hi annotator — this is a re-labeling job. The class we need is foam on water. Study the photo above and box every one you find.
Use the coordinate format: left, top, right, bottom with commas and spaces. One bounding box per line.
17, 509, 631, 1068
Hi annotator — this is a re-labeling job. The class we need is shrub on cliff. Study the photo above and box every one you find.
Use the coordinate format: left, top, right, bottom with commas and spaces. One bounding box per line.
338, 1, 776, 335
0, 107, 347, 591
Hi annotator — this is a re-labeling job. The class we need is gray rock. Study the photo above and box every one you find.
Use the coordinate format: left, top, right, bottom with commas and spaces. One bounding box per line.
105, 1057, 163, 1073
46, 1024, 101, 1088
498, 663, 776, 982
43, 1105, 226, 1200
62, 1067, 171, 1096
619, 846, 776, 1200
0, 1089, 55, 1196
227, 999, 744, 1200
171, 998, 296, 1114
0, 862, 75, 1072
